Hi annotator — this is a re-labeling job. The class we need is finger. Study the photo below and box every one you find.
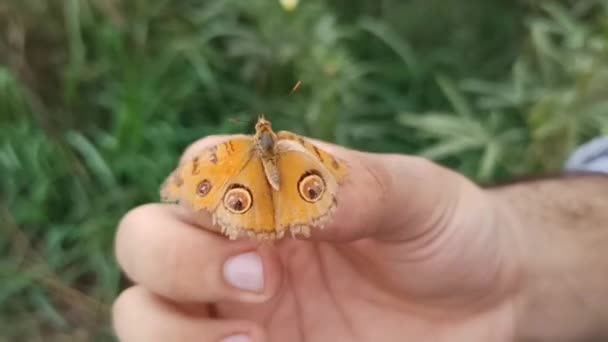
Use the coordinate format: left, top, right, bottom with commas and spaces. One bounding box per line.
113, 286, 266, 342
115, 203, 282, 303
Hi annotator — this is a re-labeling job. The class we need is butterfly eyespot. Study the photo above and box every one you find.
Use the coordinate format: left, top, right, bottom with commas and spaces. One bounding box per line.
196, 179, 212, 197
223, 185, 253, 214
298, 171, 325, 203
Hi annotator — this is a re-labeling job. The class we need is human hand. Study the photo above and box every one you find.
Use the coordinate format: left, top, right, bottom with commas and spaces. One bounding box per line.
112, 136, 522, 342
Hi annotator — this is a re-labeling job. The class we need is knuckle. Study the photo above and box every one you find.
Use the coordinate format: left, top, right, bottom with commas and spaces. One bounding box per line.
116, 204, 221, 302
115, 204, 161, 265
111, 286, 144, 339
161, 239, 194, 298
157, 234, 215, 301
112, 286, 138, 316
362, 153, 394, 203
117, 204, 161, 236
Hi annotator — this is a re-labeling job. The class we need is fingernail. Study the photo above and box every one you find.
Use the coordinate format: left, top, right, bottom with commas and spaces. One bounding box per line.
222, 334, 251, 342
223, 252, 264, 292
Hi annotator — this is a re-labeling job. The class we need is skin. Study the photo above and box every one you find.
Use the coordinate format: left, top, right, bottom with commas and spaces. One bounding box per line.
112, 136, 608, 342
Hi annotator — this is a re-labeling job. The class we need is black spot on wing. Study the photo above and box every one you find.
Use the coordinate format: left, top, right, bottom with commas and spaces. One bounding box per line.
331, 156, 340, 170
192, 157, 200, 175
312, 145, 324, 163
205, 145, 218, 164
174, 172, 184, 187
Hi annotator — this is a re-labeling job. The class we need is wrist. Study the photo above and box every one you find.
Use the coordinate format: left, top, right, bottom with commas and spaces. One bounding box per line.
487, 180, 608, 341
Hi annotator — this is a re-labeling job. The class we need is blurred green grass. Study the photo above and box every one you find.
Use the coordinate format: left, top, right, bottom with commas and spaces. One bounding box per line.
1, 0, 608, 340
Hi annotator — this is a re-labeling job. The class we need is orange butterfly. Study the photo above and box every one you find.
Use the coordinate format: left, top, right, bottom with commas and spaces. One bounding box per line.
160, 117, 348, 240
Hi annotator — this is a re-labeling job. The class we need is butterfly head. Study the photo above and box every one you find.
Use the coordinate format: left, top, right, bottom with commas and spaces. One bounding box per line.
255, 115, 272, 132
254, 116, 277, 156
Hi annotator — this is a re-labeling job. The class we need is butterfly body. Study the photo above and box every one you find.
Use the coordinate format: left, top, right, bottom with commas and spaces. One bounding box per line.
254, 119, 281, 191
161, 118, 348, 240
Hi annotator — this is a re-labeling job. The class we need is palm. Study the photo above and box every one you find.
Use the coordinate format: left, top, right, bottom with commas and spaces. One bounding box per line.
215, 237, 516, 342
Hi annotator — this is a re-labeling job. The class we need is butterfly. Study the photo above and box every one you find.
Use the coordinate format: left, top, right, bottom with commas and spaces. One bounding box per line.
160, 117, 349, 240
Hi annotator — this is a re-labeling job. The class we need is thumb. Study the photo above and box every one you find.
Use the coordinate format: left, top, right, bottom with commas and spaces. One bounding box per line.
175, 135, 478, 243
313, 142, 480, 242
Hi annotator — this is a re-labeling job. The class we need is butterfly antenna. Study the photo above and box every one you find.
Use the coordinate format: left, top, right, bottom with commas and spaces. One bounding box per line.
228, 118, 246, 125
289, 80, 302, 95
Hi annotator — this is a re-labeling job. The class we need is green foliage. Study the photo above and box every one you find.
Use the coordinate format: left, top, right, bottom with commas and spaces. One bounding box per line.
400, 0, 608, 182
1, 0, 607, 340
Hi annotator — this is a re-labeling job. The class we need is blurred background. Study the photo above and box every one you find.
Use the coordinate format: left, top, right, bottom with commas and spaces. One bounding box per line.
1, 0, 607, 340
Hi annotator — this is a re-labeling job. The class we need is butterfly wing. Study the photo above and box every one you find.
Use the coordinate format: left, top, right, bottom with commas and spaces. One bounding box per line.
211, 153, 277, 239
276, 131, 348, 181
161, 137, 254, 212
161, 137, 277, 240
273, 138, 347, 237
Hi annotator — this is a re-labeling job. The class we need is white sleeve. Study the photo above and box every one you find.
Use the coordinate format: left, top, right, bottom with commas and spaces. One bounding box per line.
565, 136, 608, 174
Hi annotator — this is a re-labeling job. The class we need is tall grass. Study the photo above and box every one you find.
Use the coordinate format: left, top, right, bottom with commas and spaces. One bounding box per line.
400, 1, 608, 181
1, 0, 607, 340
